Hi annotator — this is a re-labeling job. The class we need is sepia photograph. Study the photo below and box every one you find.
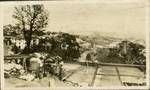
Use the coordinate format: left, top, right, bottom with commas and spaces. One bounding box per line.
1, 0, 150, 89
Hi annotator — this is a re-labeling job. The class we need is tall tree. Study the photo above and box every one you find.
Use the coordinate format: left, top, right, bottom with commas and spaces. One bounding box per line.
12, 4, 49, 53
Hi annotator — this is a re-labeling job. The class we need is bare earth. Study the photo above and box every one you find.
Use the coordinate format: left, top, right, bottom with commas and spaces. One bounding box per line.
4, 63, 145, 87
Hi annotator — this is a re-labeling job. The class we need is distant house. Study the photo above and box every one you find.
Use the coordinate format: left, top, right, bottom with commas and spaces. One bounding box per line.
95, 45, 104, 48
76, 38, 85, 44
4, 35, 40, 51
81, 43, 91, 49
15, 39, 26, 50
107, 41, 121, 48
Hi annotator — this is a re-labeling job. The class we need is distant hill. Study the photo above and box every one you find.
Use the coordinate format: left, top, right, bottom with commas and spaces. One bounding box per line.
77, 31, 145, 46
78, 32, 121, 46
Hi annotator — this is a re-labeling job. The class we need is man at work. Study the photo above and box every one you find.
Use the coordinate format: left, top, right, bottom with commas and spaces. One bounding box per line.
29, 53, 43, 79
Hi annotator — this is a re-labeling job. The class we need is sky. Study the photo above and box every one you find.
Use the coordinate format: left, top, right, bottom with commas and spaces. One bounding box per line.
2, 0, 148, 40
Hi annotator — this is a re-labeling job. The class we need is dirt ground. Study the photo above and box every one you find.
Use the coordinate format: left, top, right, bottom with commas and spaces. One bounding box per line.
4, 63, 84, 87
5, 75, 67, 87
4, 63, 146, 87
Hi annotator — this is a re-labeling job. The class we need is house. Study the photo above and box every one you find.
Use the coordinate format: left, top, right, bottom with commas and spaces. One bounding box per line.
4, 35, 42, 55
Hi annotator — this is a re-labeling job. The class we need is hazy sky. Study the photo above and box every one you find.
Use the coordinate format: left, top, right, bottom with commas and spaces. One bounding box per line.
2, 0, 148, 40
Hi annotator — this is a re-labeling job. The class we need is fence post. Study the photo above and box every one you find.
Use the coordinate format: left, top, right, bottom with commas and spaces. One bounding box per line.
59, 65, 62, 80
23, 58, 27, 72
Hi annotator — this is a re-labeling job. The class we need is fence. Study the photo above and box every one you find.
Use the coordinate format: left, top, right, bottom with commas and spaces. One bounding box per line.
4, 55, 29, 72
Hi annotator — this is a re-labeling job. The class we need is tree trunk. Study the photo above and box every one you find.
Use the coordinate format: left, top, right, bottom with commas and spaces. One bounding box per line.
26, 38, 31, 53
23, 29, 32, 54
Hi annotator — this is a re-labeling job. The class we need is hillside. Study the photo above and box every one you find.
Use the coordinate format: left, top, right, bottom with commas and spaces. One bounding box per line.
77, 32, 145, 47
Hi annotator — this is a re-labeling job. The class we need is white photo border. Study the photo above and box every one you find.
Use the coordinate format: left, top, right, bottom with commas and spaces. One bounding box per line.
0, 0, 150, 90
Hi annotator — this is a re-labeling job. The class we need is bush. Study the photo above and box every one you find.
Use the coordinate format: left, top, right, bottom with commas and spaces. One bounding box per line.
22, 32, 81, 62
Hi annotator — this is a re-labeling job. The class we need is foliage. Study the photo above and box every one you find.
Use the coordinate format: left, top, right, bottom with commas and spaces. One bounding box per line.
96, 48, 110, 62
27, 32, 81, 61
12, 4, 49, 53
49, 33, 80, 61
98, 40, 146, 65
3, 24, 21, 36
11, 44, 21, 54
107, 40, 146, 65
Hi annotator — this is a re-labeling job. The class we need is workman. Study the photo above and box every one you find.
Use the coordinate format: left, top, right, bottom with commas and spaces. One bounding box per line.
29, 53, 43, 79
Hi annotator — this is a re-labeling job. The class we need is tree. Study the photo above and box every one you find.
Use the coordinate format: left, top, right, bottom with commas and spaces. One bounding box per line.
118, 40, 146, 65
45, 33, 80, 61
59, 33, 80, 61
12, 4, 49, 53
